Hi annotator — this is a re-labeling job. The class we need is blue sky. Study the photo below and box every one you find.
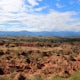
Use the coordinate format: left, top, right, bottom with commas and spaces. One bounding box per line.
0, 0, 80, 32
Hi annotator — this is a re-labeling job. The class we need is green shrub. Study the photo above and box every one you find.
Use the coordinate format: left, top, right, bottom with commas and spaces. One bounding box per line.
69, 71, 80, 80
51, 75, 67, 80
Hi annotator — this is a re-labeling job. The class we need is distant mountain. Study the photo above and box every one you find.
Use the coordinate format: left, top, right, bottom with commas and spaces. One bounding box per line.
0, 31, 80, 36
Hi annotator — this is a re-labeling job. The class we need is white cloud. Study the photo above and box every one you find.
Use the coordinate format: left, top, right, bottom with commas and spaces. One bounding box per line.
0, 0, 24, 12
27, 0, 42, 6
0, 10, 79, 32
27, 0, 38, 6
0, 0, 80, 32
56, 3, 64, 8
34, 6, 47, 11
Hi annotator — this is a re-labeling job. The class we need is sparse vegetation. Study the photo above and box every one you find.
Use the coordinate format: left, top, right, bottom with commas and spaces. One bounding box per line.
0, 36, 80, 80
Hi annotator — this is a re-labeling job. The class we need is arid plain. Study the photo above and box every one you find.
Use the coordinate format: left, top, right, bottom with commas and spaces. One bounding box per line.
0, 36, 80, 80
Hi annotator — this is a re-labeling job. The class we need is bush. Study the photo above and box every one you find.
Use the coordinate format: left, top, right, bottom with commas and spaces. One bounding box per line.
52, 75, 67, 80
69, 71, 80, 80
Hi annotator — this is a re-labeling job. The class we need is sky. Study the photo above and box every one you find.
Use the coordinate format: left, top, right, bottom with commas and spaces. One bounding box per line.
0, 0, 80, 32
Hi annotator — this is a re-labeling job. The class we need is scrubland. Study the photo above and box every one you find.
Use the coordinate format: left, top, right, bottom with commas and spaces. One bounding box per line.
0, 36, 80, 80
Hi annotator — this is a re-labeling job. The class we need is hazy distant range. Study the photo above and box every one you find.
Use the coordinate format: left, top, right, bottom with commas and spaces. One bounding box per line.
0, 31, 80, 36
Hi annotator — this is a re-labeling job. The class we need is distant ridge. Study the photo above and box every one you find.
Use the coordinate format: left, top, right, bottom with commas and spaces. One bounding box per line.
0, 31, 80, 36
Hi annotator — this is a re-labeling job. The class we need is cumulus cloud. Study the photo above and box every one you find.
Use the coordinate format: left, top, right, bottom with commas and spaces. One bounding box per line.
27, 0, 38, 6
34, 6, 47, 11
27, 0, 42, 6
56, 3, 64, 8
0, 0, 80, 32
0, 0, 23, 12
